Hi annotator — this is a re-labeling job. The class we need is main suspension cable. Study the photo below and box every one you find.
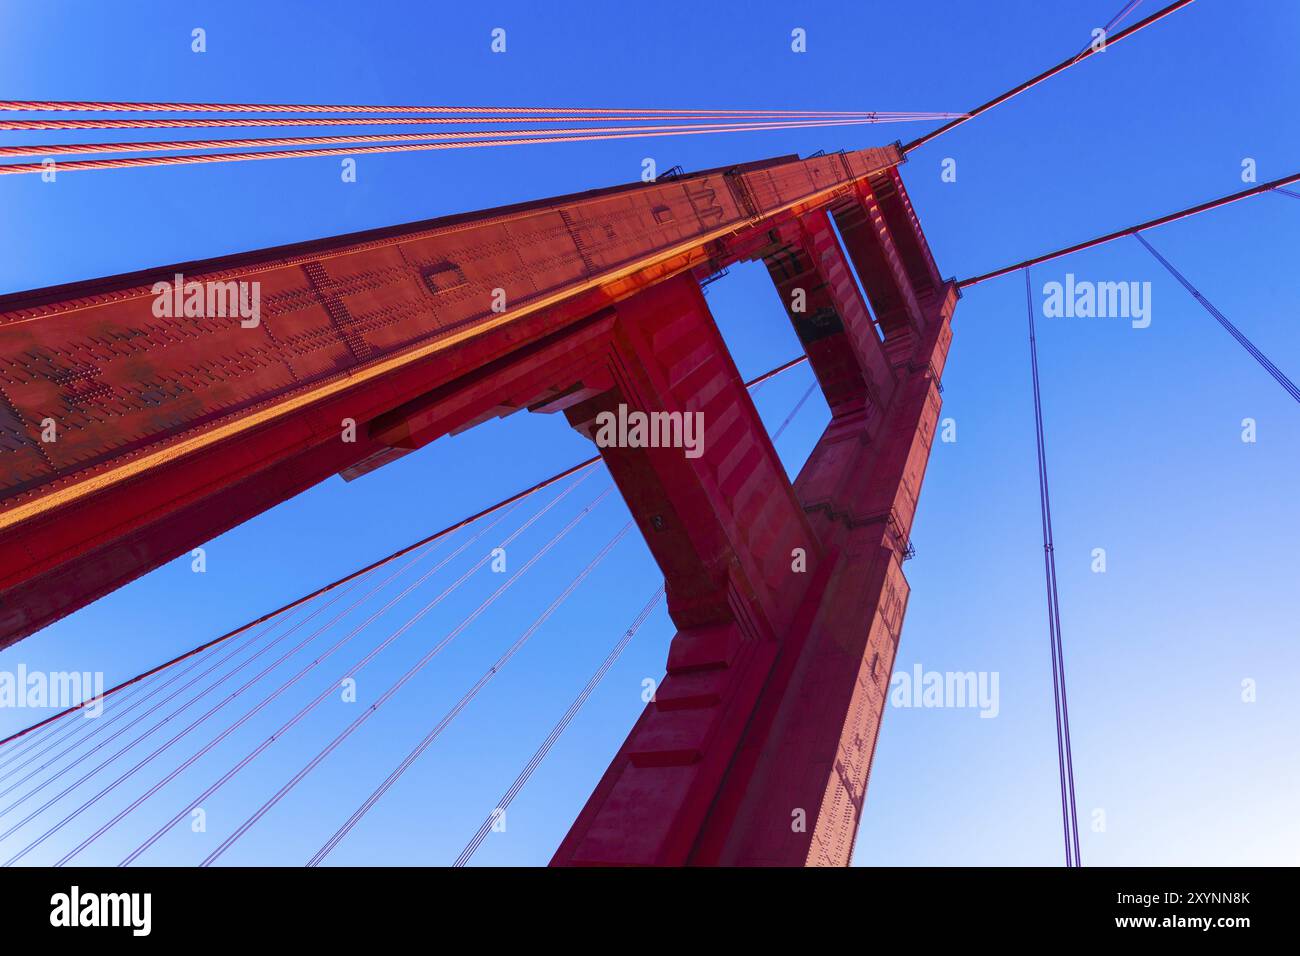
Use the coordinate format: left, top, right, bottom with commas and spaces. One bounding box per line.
0, 111, 962, 132
0, 117, 923, 159
960, 170, 1300, 288
904, 0, 1196, 152
0, 117, 899, 176
0, 100, 911, 116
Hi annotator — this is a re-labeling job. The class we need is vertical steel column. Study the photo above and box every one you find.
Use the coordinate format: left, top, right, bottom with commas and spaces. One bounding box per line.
554, 195, 957, 863
552, 273, 818, 865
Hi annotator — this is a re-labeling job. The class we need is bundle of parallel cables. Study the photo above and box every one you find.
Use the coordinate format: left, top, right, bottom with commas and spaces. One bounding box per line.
0, 100, 967, 176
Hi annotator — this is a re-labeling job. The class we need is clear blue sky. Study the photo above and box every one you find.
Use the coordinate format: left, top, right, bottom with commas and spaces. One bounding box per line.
0, 1, 1296, 867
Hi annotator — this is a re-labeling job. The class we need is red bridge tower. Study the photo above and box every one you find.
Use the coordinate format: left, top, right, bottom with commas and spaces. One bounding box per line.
0, 145, 955, 865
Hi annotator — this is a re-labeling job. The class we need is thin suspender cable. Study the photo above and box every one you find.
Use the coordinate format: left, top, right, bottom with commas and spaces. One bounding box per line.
0, 468, 599, 752
1273, 187, 1300, 200
5, 575, 378, 867
0, 382, 832, 857
0, 722, 64, 773
0, 643, 246, 789
0, 597, 356, 863
0, 474, 584, 754
1072, 0, 1145, 61
453, 587, 665, 867
53, 527, 461, 866
2, 647, 244, 781
308, 518, 634, 865
770, 381, 820, 441
0, 611, 300, 819
0, 717, 89, 785
116, 500, 518, 867
0, 709, 76, 761
0, 117, 914, 160
1025, 269, 1082, 867
1101, 0, 1146, 33
0, 654, 221, 792
0, 619, 275, 750
454, 375, 817, 866
201, 481, 611, 866
0, 117, 896, 176
1031, 269, 1073, 867
1026, 267, 1073, 866
0, 632, 295, 863
0, 357, 808, 753
1106, 1, 1146, 28
904, 0, 1195, 152
0, 676, 160, 779
0, 671, 177, 799
0, 467, 584, 750
127, 477, 579, 866
1134, 233, 1300, 404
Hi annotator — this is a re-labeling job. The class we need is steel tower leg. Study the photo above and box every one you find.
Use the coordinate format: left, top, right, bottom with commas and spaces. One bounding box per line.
553, 196, 957, 864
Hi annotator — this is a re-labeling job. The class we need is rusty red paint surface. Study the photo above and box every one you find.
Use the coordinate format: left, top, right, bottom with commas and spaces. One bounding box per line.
0, 145, 954, 867
0, 147, 900, 644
